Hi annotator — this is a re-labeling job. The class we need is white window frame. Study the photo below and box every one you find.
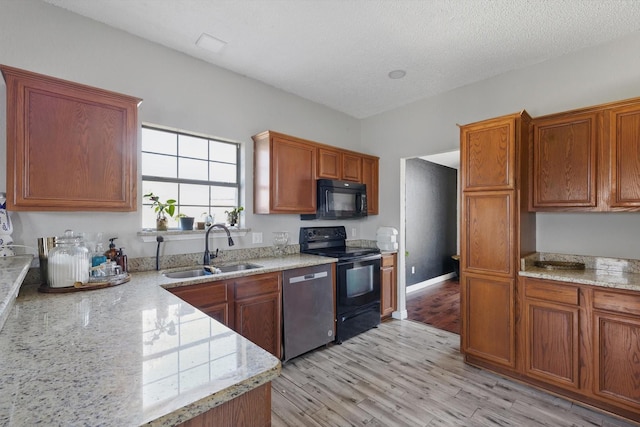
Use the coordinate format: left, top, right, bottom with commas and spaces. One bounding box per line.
140, 124, 241, 231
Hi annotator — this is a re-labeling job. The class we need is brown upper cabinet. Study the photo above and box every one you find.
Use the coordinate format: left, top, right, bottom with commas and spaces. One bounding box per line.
608, 102, 640, 208
253, 131, 317, 214
253, 130, 379, 215
317, 147, 363, 182
530, 113, 598, 209
361, 155, 379, 215
0, 65, 141, 211
530, 97, 640, 212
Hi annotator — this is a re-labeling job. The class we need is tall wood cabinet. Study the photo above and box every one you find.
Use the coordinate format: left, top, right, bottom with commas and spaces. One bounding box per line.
0, 64, 140, 211
460, 111, 535, 371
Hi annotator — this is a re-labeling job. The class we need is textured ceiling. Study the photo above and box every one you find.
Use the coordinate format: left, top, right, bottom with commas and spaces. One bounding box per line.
42, 0, 640, 118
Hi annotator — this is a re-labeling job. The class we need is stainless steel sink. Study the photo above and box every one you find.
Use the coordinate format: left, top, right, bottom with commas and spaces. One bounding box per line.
162, 263, 262, 279
212, 263, 262, 273
163, 268, 211, 279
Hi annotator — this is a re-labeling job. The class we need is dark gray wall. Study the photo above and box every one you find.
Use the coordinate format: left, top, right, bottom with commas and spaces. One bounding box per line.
405, 158, 457, 286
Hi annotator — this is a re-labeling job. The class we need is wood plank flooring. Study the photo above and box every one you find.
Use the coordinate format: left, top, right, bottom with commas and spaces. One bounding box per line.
272, 320, 637, 427
406, 279, 460, 334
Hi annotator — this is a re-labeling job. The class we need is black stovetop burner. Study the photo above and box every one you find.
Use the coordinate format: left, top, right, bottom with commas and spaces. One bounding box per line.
299, 226, 380, 260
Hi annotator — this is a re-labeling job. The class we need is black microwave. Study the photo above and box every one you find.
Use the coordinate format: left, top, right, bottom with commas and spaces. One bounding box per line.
301, 179, 368, 220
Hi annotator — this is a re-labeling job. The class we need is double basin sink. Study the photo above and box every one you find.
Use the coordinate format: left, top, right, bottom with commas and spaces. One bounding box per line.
163, 263, 263, 279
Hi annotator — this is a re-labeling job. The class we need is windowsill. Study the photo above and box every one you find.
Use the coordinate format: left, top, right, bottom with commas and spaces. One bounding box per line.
137, 228, 250, 243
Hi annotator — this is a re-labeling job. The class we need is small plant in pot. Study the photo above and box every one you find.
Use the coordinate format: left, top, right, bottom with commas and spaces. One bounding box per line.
177, 213, 195, 231
144, 192, 176, 231
225, 206, 244, 226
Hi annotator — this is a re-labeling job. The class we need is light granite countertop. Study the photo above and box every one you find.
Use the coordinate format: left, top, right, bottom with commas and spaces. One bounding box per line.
519, 252, 640, 291
0, 253, 336, 426
0, 255, 33, 331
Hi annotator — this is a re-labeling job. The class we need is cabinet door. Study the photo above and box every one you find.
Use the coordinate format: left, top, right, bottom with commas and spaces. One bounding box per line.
168, 281, 232, 328
524, 299, 580, 390
462, 191, 514, 276
342, 153, 362, 182
235, 293, 281, 358
461, 273, 515, 368
317, 147, 341, 180
461, 117, 515, 191
608, 103, 640, 208
271, 135, 317, 213
593, 311, 640, 411
1, 65, 140, 211
531, 113, 598, 209
362, 156, 379, 215
234, 273, 282, 359
380, 254, 397, 318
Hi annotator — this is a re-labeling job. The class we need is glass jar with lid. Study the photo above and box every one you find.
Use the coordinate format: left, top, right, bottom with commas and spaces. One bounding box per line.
47, 230, 90, 288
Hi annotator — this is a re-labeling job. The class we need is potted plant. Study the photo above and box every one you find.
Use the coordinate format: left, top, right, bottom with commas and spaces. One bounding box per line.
144, 192, 176, 231
177, 213, 195, 231
225, 206, 244, 226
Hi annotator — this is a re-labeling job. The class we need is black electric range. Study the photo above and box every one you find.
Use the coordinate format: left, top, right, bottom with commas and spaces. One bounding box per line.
299, 226, 380, 260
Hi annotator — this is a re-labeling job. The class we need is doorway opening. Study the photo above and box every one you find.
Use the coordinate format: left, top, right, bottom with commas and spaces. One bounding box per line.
401, 150, 460, 333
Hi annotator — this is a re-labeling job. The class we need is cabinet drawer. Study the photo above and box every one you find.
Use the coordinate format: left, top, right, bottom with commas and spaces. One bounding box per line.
169, 281, 229, 306
381, 254, 396, 267
593, 289, 640, 316
235, 273, 281, 300
524, 278, 579, 305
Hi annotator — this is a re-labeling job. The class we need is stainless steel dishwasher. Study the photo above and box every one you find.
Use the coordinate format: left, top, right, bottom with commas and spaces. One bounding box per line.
282, 264, 335, 362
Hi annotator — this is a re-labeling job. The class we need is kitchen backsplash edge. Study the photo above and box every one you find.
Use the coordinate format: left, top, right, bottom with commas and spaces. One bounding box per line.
21, 240, 379, 285
522, 252, 640, 274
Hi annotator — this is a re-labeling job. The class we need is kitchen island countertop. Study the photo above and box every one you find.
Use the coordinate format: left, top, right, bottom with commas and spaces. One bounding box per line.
0, 253, 335, 426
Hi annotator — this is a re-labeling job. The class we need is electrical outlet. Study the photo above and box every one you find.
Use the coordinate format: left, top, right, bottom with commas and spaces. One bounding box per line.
351, 228, 357, 237
411, 266, 415, 274
252, 232, 263, 244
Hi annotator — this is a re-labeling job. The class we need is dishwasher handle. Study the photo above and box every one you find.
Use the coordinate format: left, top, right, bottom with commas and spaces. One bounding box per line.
288, 270, 328, 284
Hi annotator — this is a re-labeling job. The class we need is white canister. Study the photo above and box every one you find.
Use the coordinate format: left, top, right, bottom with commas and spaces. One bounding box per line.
376, 226, 399, 250
47, 230, 90, 288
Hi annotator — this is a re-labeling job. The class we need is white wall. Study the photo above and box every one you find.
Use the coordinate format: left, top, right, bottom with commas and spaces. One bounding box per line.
362, 30, 640, 260
0, 1, 363, 259
3, 2, 640, 265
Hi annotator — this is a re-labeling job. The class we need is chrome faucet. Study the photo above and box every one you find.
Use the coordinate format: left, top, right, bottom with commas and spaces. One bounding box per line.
203, 223, 235, 265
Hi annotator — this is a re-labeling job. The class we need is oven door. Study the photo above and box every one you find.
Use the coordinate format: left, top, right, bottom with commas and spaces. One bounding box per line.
336, 254, 381, 314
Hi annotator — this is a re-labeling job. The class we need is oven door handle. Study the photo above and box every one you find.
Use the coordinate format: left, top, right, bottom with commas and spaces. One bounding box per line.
338, 253, 381, 264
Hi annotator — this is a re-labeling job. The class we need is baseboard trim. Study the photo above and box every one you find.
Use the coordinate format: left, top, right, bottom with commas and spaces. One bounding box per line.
392, 310, 407, 320
406, 272, 456, 294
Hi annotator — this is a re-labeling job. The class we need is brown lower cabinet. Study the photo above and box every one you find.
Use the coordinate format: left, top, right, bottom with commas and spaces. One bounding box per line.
177, 382, 271, 427
380, 253, 397, 318
497, 277, 640, 423
169, 272, 282, 359
234, 273, 282, 359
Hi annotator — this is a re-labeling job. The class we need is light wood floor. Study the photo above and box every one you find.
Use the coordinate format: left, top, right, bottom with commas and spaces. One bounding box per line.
272, 320, 637, 427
